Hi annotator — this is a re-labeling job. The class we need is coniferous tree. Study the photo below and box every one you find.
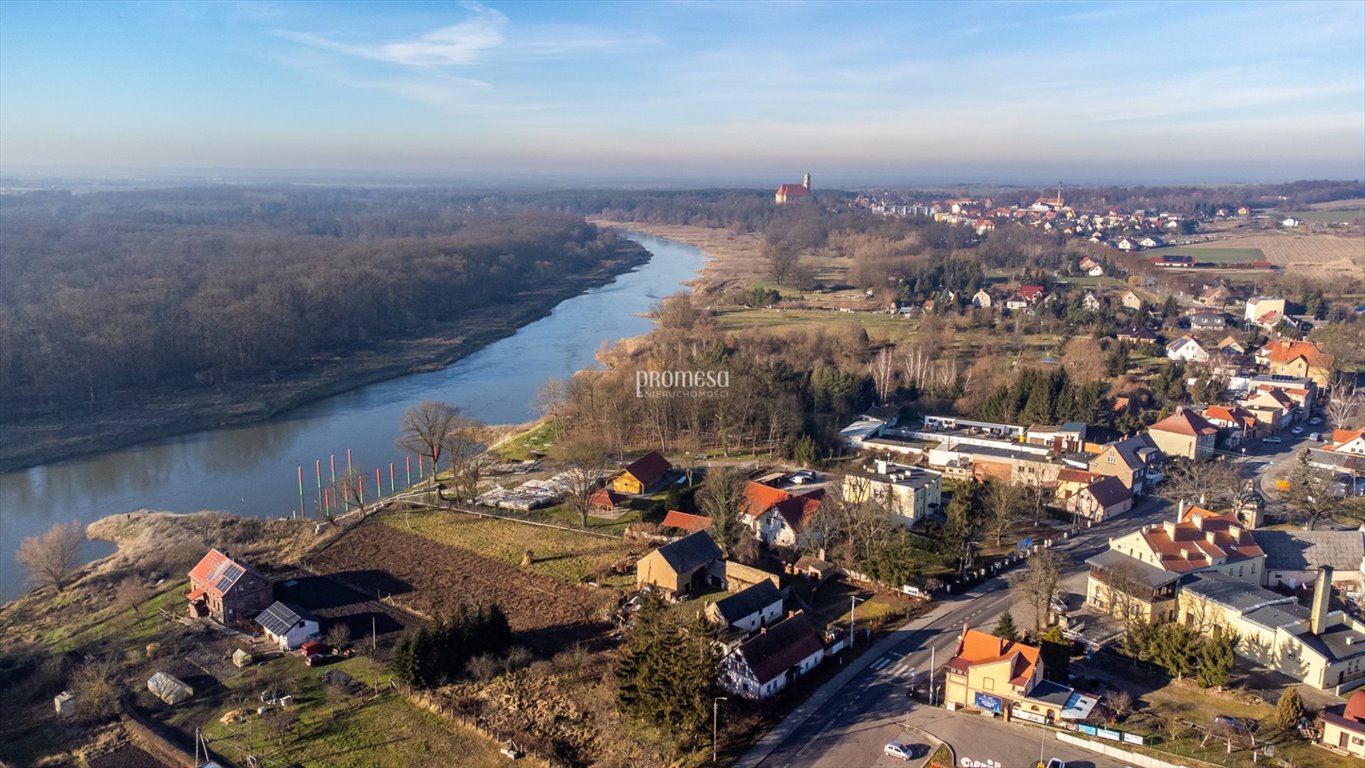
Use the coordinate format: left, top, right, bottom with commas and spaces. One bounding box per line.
1040, 625, 1070, 682
993, 611, 1018, 642
1196, 627, 1238, 688
1275, 686, 1307, 731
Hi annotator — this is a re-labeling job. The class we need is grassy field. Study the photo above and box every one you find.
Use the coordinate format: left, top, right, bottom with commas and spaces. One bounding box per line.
382, 507, 634, 587
1187, 234, 1364, 282
1147, 246, 1267, 263
1279, 208, 1363, 223
492, 420, 557, 461
198, 656, 515, 768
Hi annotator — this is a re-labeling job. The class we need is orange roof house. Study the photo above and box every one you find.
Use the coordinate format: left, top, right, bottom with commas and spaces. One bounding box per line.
1257, 339, 1335, 387
187, 549, 273, 625
1146, 408, 1219, 460
1110, 505, 1265, 579
741, 481, 826, 548
947, 625, 1041, 685
589, 488, 630, 510
1325, 429, 1365, 455
942, 625, 1085, 722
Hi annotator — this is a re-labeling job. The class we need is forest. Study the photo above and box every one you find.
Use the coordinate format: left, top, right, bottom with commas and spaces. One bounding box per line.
0, 186, 638, 422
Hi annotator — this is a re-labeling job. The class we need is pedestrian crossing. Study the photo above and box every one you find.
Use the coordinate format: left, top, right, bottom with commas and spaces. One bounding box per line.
869, 654, 916, 677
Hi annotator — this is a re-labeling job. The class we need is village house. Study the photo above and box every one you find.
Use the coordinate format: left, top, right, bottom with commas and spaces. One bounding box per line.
1004, 294, 1031, 312
1081, 292, 1102, 312
721, 610, 825, 699
971, 288, 993, 308
1256, 339, 1335, 388
1053, 468, 1104, 503
944, 626, 1093, 725
1239, 388, 1295, 432
1078, 256, 1104, 276
740, 481, 826, 548
1245, 296, 1287, 330
1324, 429, 1365, 456
1199, 284, 1233, 307
609, 451, 674, 495
1019, 285, 1046, 304
1217, 335, 1245, 355
1187, 312, 1226, 331
1067, 476, 1133, 523
1202, 404, 1260, 447
255, 601, 320, 651
1249, 374, 1317, 414
1322, 690, 1365, 758
1166, 335, 1210, 364
1116, 326, 1157, 345
706, 580, 784, 632
186, 549, 273, 625
1088, 434, 1164, 494
589, 488, 630, 513
635, 530, 722, 599
1145, 408, 1219, 460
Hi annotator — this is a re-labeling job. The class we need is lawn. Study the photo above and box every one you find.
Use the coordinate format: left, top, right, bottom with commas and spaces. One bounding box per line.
382, 507, 633, 587
1278, 208, 1362, 224
197, 656, 515, 768
1147, 246, 1267, 263
492, 420, 557, 461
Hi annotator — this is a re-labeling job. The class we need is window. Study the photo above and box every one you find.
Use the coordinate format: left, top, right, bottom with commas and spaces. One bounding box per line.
983, 677, 995, 690
1107, 455, 1116, 465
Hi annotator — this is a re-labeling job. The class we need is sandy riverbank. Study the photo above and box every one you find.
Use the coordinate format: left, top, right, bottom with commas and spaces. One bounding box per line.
593, 219, 768, 296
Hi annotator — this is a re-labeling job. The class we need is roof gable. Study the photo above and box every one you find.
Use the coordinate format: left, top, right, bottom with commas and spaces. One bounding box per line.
652, 530, 721, 574
1149, 409, 1219, 438
661, 510, 714, 533
735, 611, 824, 685
188, 549, 265, 599
256, 601, 315, 636
622, 451, 673, 489
712, 580, 783, 624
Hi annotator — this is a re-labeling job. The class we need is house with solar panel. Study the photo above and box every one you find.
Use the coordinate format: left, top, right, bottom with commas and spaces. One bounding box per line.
256, 601, 321, 651
186, 549, 273, 625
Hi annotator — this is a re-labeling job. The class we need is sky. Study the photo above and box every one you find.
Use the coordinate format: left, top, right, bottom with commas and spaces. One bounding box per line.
2, 0, 1363, 186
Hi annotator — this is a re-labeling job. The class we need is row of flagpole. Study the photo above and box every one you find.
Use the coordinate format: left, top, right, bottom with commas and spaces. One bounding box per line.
295, 448, 430, 519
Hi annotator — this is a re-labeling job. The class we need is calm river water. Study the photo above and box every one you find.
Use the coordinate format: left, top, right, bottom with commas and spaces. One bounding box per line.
0, 234, 704, 600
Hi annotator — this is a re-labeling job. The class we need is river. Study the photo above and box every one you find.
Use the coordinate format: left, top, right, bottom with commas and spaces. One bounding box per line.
0, 233, 704, 601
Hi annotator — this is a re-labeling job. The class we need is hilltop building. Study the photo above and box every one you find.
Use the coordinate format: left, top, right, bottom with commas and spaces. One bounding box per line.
776, 173, 811, 204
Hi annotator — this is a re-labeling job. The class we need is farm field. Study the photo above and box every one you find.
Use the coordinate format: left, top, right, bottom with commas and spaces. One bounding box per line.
308, 516, 620, 653
1186, 233, 1364, 281
1279, 208, 1361, 223
382, 508, 635, 587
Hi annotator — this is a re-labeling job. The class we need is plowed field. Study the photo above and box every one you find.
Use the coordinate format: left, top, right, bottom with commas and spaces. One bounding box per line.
309, 520, 617, 654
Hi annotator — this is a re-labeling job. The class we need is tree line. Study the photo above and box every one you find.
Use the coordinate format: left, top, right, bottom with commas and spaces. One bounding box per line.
0, 187, 636, 419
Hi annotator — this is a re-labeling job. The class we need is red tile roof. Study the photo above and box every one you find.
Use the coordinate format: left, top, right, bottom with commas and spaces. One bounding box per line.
1149, 409, 1219, 438
1261, 339, 1333, 369
949, 626, 1041, 686
1202, 405, 1257, 429
776, 183, 810, 197
1137, 506, 1264, 573
590, 488, 629, 509
660, 510, 713, 533
735, 611, 824, 686
741, 482, 825, 533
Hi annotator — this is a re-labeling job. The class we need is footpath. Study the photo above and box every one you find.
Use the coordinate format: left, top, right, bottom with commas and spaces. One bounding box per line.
734, 599, 963, 768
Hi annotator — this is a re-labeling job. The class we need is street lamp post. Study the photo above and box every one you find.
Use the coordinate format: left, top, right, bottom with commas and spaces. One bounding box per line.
850, 596, 866, 648
712, 696, 728, 763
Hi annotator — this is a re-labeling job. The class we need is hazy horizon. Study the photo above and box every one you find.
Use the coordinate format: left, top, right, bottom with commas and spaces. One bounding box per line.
3, 1, 1363, 184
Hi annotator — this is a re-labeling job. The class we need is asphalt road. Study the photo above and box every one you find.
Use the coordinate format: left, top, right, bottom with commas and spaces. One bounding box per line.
747, 495, 1179, 768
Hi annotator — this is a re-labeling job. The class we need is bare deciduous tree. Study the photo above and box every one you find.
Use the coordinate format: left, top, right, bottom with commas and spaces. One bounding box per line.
70, 655, 120, 722
696, 466, 750, 556
16, 521, 84, 593
397, 401, 462, 477
1159, 459, 1242, 510
983, 481, 1023, 546
115, 576, 150, 620
557, 437, 613, 527
870, 345, 897, 404
1013, 548, 1066, 635
1326, 380, 1359, 428
442, 415, 487, 502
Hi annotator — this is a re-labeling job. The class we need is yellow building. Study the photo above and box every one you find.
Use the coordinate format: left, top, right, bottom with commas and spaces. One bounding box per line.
609, 451, 673, 495
1178, 567, 1365, 690
635, 531, 721, 598
943, 627, 1093, 724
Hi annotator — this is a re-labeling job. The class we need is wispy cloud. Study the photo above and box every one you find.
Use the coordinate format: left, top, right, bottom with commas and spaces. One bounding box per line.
275, 3, 508, 68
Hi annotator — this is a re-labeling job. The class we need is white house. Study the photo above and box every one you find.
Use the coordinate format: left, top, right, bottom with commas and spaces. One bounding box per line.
721, 611, 825, 699
1166, 335, 1210, 363
741, 481, 825, 548
1082, 292, 1103, 312
256, 602, 320, 651
706, 580, 784, 632
840, 462, 942, 527
972, 289, 993, 308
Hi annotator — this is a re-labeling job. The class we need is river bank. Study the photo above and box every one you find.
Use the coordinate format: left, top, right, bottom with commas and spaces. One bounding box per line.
0, 241, 650, 473
589, 219, 767, 295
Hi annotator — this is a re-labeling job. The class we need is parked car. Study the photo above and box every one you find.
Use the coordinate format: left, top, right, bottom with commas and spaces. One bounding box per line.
901, 584, 926, 598
884, 742, 912, 761
1310, 416, 1322, 425
1292, 426, 1305, 435
1045, 759, 1066, 768
1311, 432, 1322, 442
1264, 436, 1282, 444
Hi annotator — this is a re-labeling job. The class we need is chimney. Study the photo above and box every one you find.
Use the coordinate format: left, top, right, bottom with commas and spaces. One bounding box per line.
1178, 499, 1187, 517
1311, 566, 1334, 636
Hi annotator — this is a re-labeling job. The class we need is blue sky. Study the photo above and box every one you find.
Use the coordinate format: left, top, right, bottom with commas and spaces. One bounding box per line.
2, 0, 1363, 185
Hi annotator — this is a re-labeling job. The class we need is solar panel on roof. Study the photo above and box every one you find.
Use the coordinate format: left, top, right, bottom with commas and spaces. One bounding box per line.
214, 563, 243, 593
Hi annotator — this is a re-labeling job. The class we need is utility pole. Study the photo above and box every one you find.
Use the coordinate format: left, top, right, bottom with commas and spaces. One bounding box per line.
850, 596, 866, 649
930, 645, 936, 706
372, 616, 377, 652
712, 696, 728, 763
